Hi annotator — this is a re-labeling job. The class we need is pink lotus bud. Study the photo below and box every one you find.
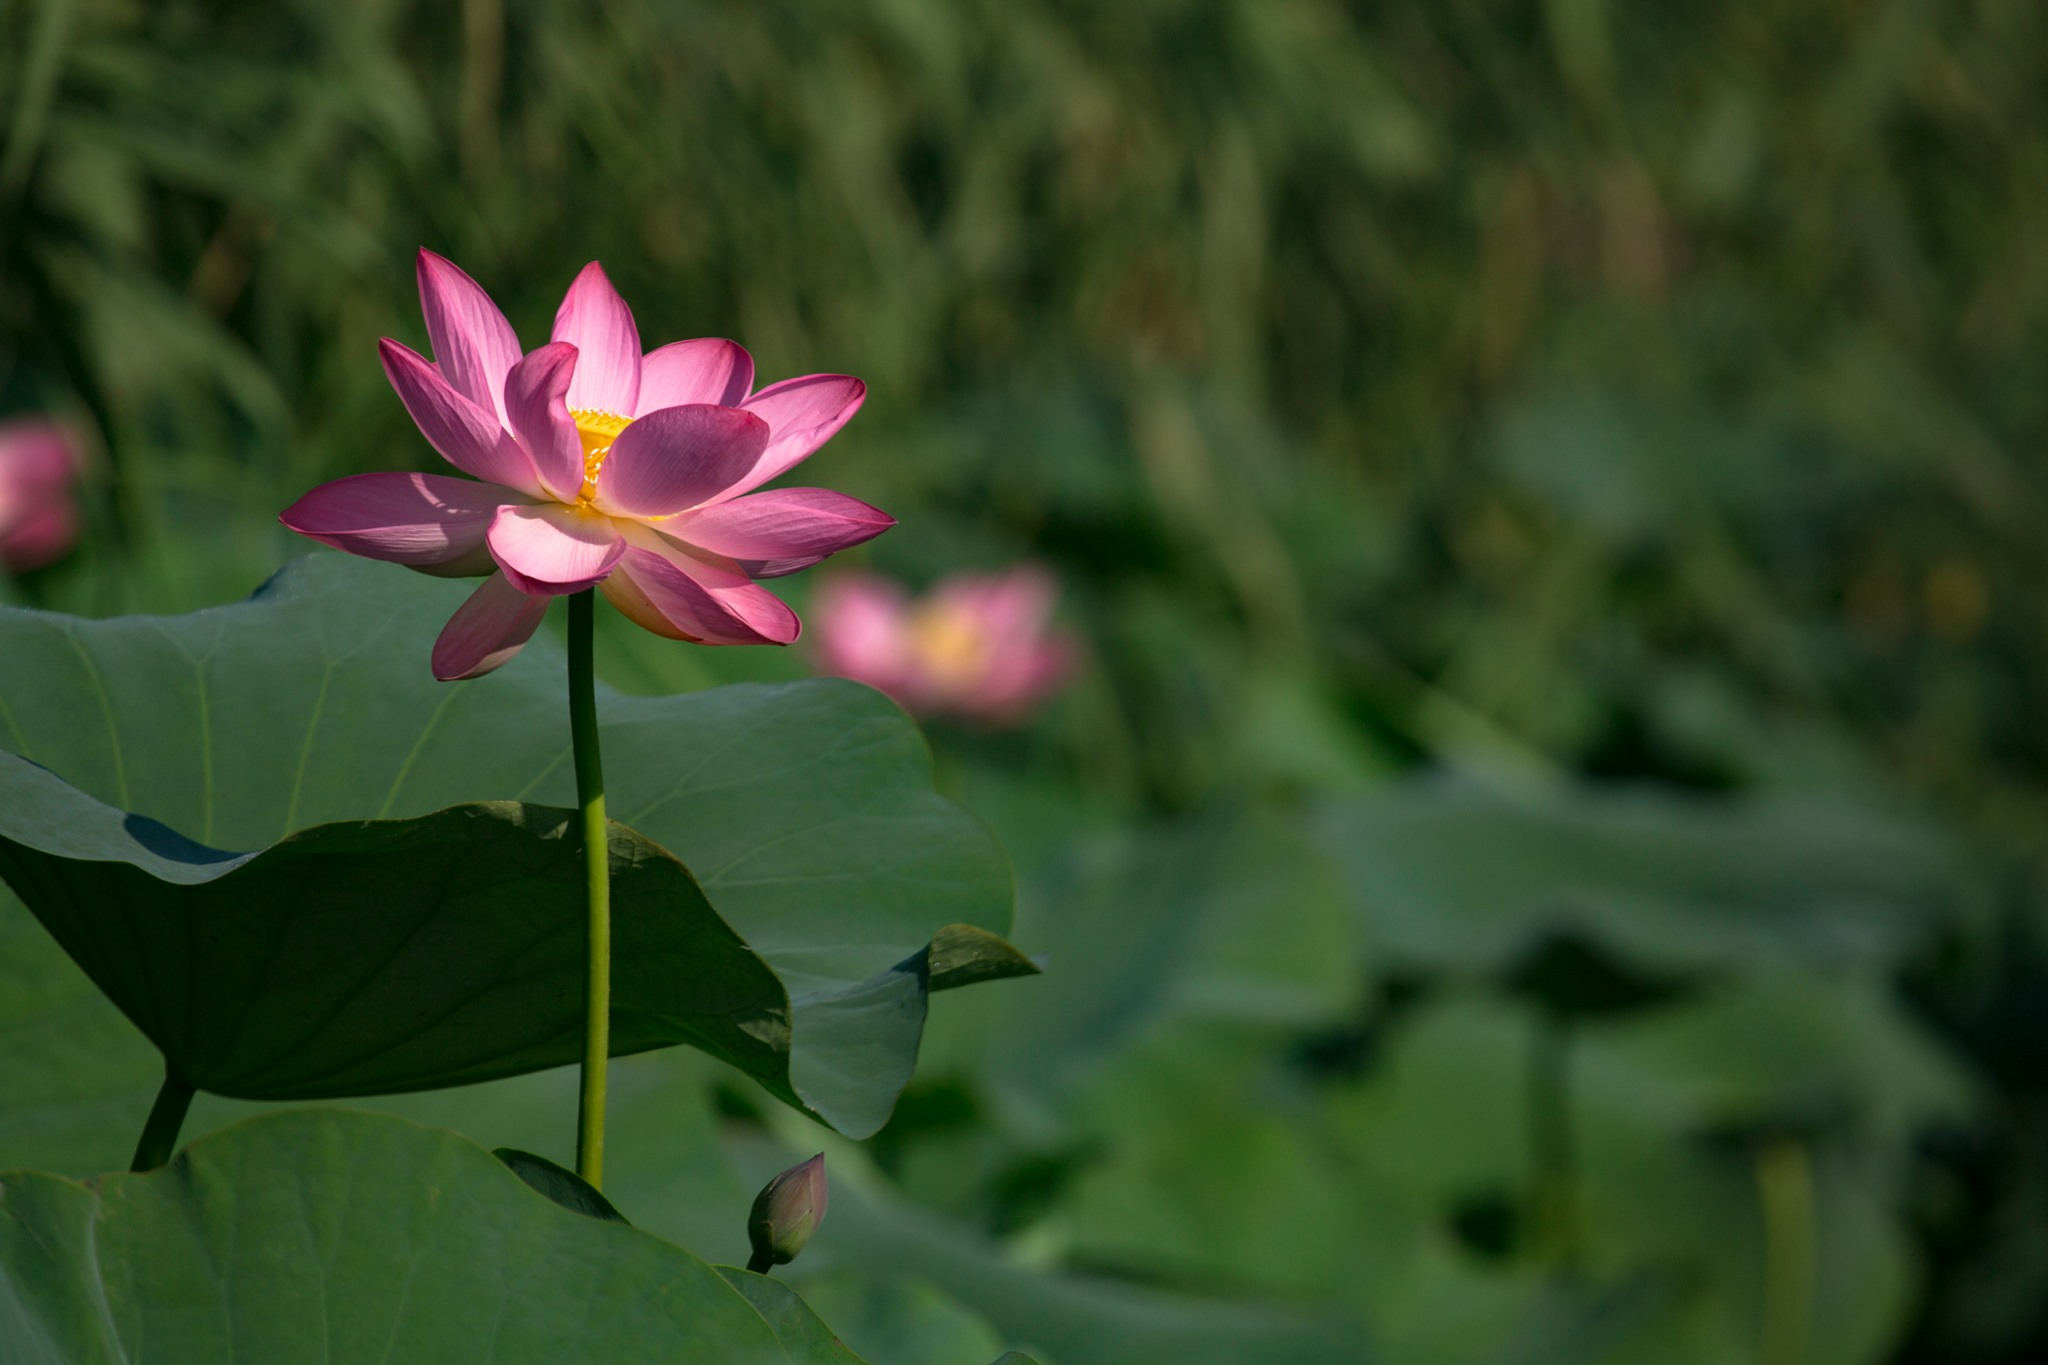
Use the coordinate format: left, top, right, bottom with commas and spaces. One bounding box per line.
811, 566, 1076, 725
747, 1152, 828, 1272
0, 418, 85, 573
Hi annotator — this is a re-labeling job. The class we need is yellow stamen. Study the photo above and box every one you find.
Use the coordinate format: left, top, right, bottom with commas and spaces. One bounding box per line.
906, 603, 992, 690
571, 409, 633, 501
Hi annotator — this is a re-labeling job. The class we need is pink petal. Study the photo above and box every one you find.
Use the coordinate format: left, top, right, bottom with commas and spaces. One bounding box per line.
552, 262, 641, 416
432, 571, 551, 681
733, 555, 832, 580
926, 568, 1075, 721
486, 502, 625, 595
940, 566, 1057, 638
0, 501, 78, 572
380, 340, 545, 497
417, 250, 523, 427
711, 580, 803, 644
722, 374, 867, 500
635, 339, 755, 413
502, 343, 588, 503
0, 419, 83, 490
989, 638, 1077, 712
810, 574, 913, 691
649, 536, 802, 642
593, 405, 768, 519
667, 487, 893, 563
601, 542, 799, 645
598, 558, 700, 641
279, 472, 511, 576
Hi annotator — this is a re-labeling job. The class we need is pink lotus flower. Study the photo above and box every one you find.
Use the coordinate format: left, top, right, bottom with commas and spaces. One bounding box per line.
812, 566, 1076, 724
281, 251, 892, 679
0, 418, 84, 573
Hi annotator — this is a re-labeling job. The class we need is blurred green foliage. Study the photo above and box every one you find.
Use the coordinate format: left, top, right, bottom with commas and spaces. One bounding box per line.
3, 0, 2047, 1361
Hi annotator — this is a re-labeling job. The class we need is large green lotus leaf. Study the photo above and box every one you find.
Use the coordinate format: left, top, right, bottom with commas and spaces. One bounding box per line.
0, 1108, 865, 1365
0, 774, 1021, 1124
924, 809, 1360, 1114
0, 885, 160, 1175
717, 1270, 866, 1364
882, 809, 1361, 1244
250, 1046, 1360, 1365
788, 1271, 1011, 1364
733, 1135, 1364, 1365
0, 1004, 1352, 1365
0, 771, 795, 1096
0, 554, 1027, 1135
1316, 782, 1953, 978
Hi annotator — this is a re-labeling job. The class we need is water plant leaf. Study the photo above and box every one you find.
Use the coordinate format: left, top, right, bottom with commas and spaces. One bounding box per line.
791, 1272, 1014, 1363
1316, 781, 1953, 978
495, 1147, 631, 1224
0, 1108, 862, 1365
718, 1269, 867, 1364
0, 794, 784, 1098
744, 1131, 1363, 1365
926, 923, 1045, 993
0, 555, 1030, 1135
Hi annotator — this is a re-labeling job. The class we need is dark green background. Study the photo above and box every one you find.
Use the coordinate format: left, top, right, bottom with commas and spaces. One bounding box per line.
2, 3, 2043, 1362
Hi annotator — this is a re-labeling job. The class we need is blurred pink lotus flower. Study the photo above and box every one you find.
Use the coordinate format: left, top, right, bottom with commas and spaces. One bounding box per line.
281, 250, 891, 680
0, 418, 85, 573
812, 566, 1076, 723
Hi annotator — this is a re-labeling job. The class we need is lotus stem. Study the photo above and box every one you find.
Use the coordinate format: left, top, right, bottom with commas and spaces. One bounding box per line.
568, 588, 610, 1188
1757, 1137, 1815, 1365
1527, 1016, 1580, 1271
130, 1064, 195, 1172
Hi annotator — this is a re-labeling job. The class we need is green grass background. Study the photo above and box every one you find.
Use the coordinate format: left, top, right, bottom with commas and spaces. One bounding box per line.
4, 3, 2046, 1362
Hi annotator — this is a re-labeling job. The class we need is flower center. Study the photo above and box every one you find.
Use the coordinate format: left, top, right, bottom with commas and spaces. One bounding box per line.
907, 604, 992, 691
571, 409, 633, 500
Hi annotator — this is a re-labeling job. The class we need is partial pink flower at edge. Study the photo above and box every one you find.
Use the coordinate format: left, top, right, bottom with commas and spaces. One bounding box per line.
0, 418, 87, 573
811, 565, 1077, 725
280, 251, 892, 680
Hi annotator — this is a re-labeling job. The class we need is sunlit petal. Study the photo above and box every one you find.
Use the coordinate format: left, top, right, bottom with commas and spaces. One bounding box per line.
486, 502, 626, 595
417, 249, 523, 427
280, 472, 512, 576
552, 262, 641, 416
380, 340, 544, 497
635, 338, 754, 413
594, 405, 768, 519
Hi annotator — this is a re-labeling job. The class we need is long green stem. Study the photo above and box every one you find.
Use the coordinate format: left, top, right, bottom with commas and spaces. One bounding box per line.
569, 589, 610, 1189
1756, 1137, 1815, 1365
1527, 1015, 1580, 1272
131, 1064, 195, 1172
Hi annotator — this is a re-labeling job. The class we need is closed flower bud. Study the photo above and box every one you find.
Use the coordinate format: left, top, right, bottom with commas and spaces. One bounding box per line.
747, 1153, 828, 1272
